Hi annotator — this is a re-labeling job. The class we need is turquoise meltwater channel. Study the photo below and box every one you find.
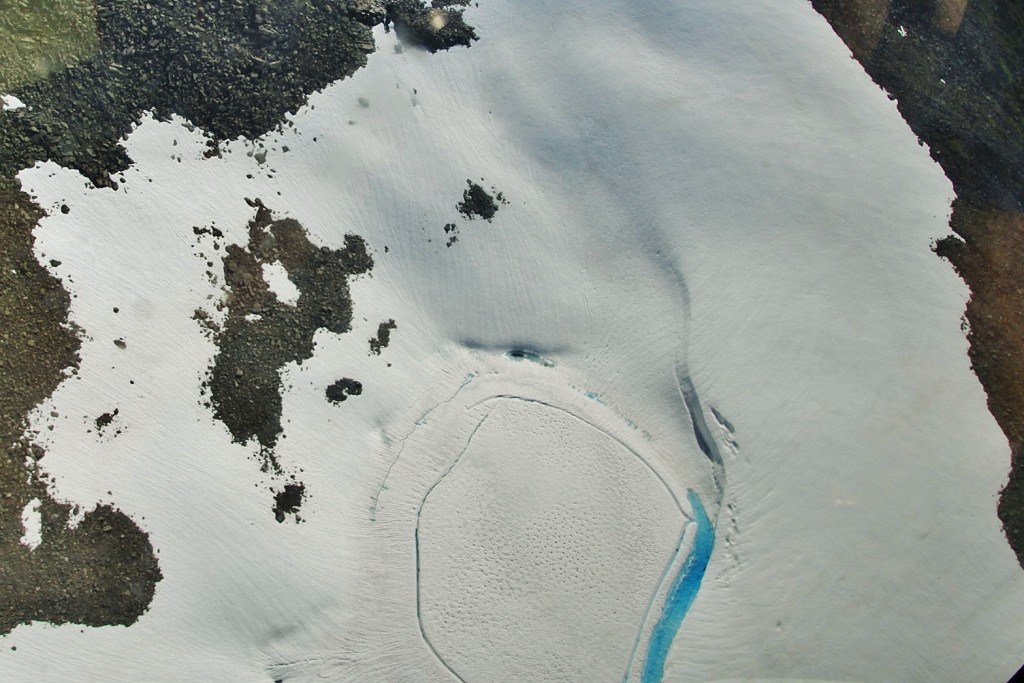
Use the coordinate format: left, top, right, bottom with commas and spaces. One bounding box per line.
641, 489, 715, 683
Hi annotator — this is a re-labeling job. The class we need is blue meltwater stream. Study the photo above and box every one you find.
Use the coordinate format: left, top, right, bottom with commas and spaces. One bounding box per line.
641, 489, 715, 683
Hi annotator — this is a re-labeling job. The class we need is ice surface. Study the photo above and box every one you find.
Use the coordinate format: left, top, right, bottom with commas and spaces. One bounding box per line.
4, 0, 1024, 681
417, 396, 689, 682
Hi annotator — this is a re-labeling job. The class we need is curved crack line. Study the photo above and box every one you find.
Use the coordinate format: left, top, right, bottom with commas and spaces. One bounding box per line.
413, 393, 706, 682
370, 373, 477, 521
414, 409, 494, 682
467, 390, 725, 683
471, 394, 691, 515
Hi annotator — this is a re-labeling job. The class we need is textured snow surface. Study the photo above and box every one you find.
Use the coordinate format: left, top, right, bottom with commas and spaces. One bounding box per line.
4, 0, 1024, 681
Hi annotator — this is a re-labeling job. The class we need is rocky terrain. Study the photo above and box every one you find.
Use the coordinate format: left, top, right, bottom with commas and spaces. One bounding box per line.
0, 0, 476, 635
812, 0, 1024, 566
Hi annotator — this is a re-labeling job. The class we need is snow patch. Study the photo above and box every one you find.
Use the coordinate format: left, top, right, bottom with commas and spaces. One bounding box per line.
2, 94, 26, 111
261, 260, 300, 305
19, 498, 42, 551
65, 505, 85, 530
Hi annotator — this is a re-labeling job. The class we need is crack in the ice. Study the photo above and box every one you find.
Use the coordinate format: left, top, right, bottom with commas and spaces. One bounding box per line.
414, 391, 710, 682
471, 394, 690, 514
369, 373, 476, 521
674, 366, 726, 503
414, 410, 493, 683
